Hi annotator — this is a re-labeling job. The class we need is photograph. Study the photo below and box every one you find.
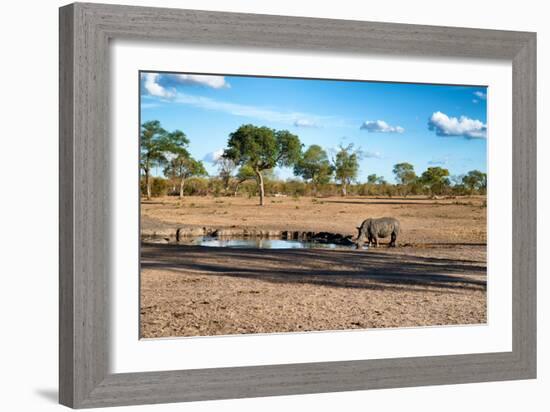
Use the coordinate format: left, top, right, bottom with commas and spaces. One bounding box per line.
139, 71, 488, 338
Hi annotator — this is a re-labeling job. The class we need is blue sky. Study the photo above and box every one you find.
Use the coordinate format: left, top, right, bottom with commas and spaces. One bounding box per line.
140, 71, 487, 183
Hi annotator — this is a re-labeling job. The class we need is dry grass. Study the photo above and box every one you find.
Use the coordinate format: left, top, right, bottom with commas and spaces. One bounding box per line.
141, 195, 487, 245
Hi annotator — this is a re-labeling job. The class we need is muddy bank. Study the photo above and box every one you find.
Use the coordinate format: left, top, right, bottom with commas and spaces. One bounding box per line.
141, 226, 356, 246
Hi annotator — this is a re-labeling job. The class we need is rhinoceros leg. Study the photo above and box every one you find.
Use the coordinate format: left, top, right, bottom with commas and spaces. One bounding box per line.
390, 232, 397, 247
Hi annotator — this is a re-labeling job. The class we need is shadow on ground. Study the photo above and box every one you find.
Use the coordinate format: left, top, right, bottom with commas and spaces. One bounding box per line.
141, 244, 486, 293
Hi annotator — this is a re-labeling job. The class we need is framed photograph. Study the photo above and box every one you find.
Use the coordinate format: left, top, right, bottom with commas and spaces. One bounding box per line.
59, 2, 536, 408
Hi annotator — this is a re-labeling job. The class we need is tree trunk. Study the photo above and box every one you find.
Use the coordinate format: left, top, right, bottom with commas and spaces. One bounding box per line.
223, 176, 230, 192
312, 175, 317, 197
179, 177, 185, 199
233, 178, 246, 197
341, 181, 347, 197
145, 169, 151, 200
255, 169, 265, 206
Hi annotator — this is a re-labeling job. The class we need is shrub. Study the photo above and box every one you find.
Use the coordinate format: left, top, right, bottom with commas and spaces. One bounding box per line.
141, 177, 169, 197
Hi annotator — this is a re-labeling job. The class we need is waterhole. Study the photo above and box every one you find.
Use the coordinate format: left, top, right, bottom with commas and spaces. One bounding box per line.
193, 236, 360, 250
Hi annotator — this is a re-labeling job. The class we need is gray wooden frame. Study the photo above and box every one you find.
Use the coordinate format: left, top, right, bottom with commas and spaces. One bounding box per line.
59, 2, 536, 408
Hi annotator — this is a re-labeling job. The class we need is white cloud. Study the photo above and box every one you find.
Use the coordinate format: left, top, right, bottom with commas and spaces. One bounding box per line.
293, 118, 318, 128
142, 73, 175, 99
474, 91, 487, 100
141, 73, 229, 99
172, 74, 229, 89
141, 77, 345, 127
173, 92, 335, 127
472, 99, 479, 104
428, 111, 487, 139
203, 148, 225, 163
360, 120, 404, 133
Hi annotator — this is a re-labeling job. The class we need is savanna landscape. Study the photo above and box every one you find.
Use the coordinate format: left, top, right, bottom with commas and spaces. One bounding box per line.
139, 72, 488, 338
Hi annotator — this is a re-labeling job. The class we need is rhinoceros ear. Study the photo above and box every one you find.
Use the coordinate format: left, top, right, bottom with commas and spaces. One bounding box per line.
356, 226, 361, 230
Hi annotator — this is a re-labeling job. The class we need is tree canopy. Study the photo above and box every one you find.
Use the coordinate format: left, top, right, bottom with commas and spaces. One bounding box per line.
140, 121, 167, 172
393, 162, 417, 185
223, 124, 302, 205
334, 144, 361, 196
140, 120, 487, 200
140, 120, 190, 199
462, 170, 487, 193
293, 145, 333, 192
420, 166, 451, 195
164, 155, 207, 198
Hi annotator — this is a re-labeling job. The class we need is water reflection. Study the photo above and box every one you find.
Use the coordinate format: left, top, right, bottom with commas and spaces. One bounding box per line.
195, 237, 356, 250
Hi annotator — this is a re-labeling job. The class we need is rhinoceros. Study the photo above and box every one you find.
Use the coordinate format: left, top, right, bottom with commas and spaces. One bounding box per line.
355, 217, 400, 248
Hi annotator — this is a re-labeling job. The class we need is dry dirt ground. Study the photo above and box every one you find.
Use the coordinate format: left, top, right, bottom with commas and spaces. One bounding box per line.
140, 195, 487, 338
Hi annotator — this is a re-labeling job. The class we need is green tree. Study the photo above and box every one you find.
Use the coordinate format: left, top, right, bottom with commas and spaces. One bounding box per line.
462, 170, 487, 194
366, 174, 386, 185
334, 144, 361, 196
140, 121, 189, 199
164, 155, 208, 198
232, 165, 257, 196
140, 121, 167, 199
392, 162, 417, 197
293, 145, 334, 194
364, 174, 382, 195
367, 174, 379, 184
223, 124, 302, 205
164, 130, 190, 157
420, 166, 451, 196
